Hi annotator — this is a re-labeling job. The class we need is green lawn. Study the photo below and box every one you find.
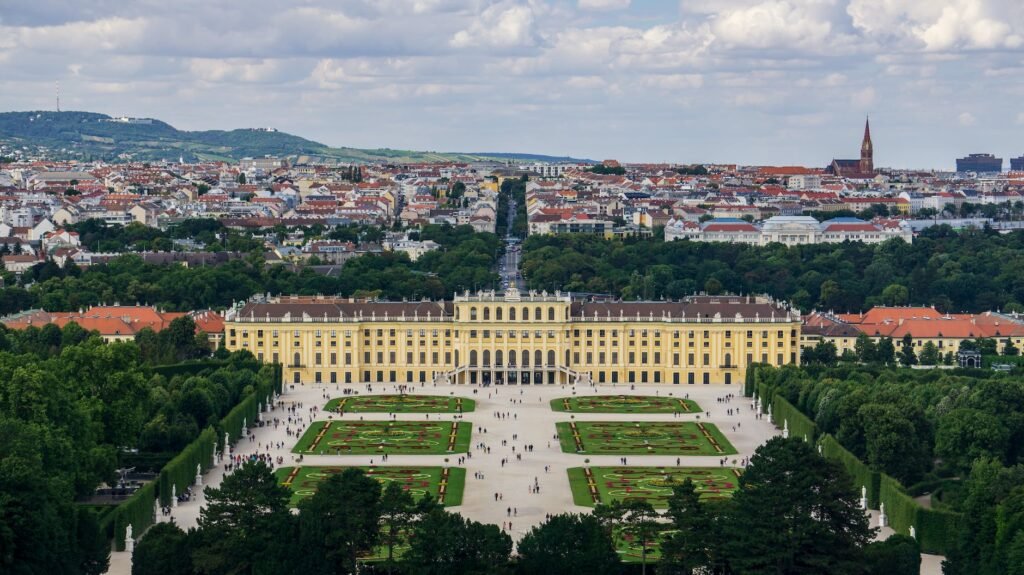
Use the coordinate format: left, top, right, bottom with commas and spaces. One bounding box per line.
556, 421, 736, 455
325, 394, 476, 413
293, 421, 472, 455
567, 466, 741, 508
276, 465, 465, 507
551, 395, 700, 414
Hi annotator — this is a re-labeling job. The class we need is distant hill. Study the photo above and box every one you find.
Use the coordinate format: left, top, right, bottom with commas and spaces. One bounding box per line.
0, 111, 592, 164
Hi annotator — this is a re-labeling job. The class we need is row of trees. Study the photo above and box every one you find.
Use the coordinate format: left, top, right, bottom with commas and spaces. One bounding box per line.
760, 364, 1024, 483
134, 439, 918, 575
756, 364, 1024, 574
67, 218, 263, 254
0, 324, 274, 574
801, 334, 1019, 367
519, 225, 1024, 312
0, 224, 501, 314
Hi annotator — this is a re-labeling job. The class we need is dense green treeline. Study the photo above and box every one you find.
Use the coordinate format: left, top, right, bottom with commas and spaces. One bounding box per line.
755, 364, 1024, 574
0, 324, 274, 574
520, 226, 1024, 312
134, 439, 914, 575
0, 224, 500, 314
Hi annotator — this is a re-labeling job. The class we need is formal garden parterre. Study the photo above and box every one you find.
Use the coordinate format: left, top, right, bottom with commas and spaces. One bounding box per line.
324, 394, 476, 413
556, 421, 737, 455
293, 420, 472, 455
276, 465, 465, 507
551, 394, 700, 413
567, 466, 741, 507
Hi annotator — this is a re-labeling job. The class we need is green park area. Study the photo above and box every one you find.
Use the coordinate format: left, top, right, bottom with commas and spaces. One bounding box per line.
551, 394, 700, 413
293, 420, 472, 455
324, 394, 475, 413
276, 465, 465, 507
556, 421, 736, 455
567, 466, 741, 508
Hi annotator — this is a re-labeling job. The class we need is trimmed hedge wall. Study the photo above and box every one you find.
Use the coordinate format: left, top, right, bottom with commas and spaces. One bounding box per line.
879, 473, 961, 555
159, 427, 217, 506
879, 474, 917, 535
770, 394, 818, 443
112, 480, 157, 552
820, 434, 880, 509
104, 362, 283, 549
916, 508, 961, 555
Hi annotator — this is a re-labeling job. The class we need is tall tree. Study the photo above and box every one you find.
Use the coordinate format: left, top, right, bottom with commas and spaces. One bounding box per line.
516, 513, 620, 575
132, 522, 193, 575
379, 481, 415, 575
401, 508, 512, 575
192, 461, 294, 575
621, 500, 661, 575
297, 468, 382, 575
659, 479, 716, 575
899, 334, 917, 366
722, 437, 876, 574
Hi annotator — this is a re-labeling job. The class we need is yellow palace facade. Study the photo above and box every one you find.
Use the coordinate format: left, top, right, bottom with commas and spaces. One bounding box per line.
223, 289, 801, 387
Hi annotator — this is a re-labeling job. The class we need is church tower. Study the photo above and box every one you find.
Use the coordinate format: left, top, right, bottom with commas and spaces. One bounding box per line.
860, 116, 873, 174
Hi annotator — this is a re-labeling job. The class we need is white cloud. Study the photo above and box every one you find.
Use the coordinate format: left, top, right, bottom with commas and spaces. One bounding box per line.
450, 3, 536, 49
958, 111, 976, 126
578, 0, 630, 10
850, 86, 876, 107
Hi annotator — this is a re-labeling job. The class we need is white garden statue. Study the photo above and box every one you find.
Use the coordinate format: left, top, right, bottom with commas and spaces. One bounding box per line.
879, 503, 887, 528
195, 463, 202, 486
125, 524, 134, 554
860, 486, 868, 510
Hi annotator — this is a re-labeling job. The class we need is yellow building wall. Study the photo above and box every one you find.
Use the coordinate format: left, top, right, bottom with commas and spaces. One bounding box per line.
226, 299, 800, 387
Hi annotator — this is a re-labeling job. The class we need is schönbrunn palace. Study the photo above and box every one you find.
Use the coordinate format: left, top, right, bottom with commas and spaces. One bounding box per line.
223, 288, 801, 387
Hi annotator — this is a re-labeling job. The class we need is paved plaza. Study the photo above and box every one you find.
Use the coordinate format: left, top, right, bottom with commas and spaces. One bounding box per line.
105, 381, 943, 574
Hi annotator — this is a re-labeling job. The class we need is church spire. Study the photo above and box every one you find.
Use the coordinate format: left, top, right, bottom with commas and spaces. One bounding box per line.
860, 116, 874, 174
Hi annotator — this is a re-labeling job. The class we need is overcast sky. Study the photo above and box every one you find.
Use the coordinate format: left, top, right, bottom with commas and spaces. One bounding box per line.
1, 0, 1022, 168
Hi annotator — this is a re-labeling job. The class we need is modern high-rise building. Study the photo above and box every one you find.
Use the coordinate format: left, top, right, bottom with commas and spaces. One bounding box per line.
956, 153, 1003, 173
1010, 156, 1024, 172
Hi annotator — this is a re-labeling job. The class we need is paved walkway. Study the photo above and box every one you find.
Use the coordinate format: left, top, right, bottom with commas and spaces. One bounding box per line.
106, 382, 941, 574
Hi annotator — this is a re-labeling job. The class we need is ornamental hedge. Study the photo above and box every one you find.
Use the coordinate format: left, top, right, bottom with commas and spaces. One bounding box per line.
770, 394, 818, 443
820, 434, 880, 508
107, 362, 282, 548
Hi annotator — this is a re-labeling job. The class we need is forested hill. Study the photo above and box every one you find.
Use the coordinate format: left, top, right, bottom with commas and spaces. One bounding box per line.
0, 111, 590, 164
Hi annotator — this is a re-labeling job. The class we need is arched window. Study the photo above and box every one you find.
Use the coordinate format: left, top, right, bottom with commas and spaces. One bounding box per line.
522, 350, 530, 367
483, 350, 491, 366
509, 307, 516, 321
454, 350, 460, 367
535, 307, 542, 321
565, 349, 571, 365
496, 307, 503, 321
548, 307, 555, 321
495, 350, 503, 366
470, 350, 478, 366
483, 307, 490, 321
522, 307, 529, 322
293, 352, 301, 366
724, 353, 732, 367
508, 352, 516, 366
470, 307, 477, 321
548, 350, 556, 366
535, 350, 543, 366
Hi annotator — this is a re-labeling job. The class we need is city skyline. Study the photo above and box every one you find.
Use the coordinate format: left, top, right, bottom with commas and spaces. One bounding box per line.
1, 1, 1024, 169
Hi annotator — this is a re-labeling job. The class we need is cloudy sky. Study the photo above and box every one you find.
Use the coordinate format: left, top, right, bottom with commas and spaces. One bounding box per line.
1, 0, 1022, 168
